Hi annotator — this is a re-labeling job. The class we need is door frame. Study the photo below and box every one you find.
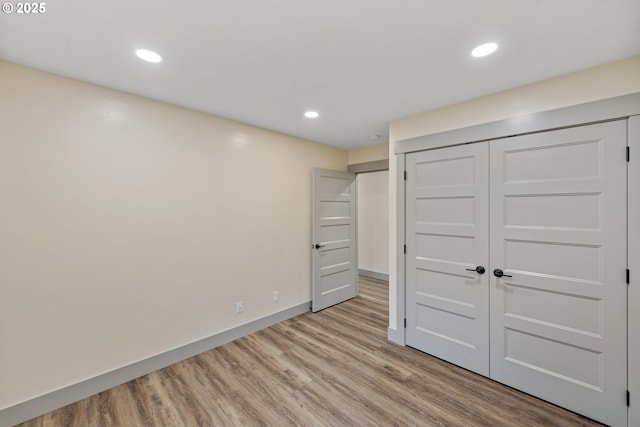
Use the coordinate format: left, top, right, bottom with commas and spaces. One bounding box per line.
349, 160, 390, 282
390, 92, 640, 426
628, 114, 640, 425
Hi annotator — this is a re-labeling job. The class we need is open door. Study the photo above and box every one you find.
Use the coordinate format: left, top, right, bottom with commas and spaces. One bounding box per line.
312, 168, 357, 312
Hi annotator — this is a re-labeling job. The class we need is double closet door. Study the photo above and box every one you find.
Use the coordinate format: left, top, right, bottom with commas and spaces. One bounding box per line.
405, 121, 627, 427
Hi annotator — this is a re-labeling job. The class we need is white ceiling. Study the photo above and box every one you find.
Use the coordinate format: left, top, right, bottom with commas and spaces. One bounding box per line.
1, 0, 638, 150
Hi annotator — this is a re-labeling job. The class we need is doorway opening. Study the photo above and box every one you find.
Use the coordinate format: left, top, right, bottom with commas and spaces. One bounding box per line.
355, 170, 389, 282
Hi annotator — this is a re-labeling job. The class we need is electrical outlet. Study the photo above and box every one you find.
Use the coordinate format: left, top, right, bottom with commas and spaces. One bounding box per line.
273, 290, 279, 302
235, 301, 243, 313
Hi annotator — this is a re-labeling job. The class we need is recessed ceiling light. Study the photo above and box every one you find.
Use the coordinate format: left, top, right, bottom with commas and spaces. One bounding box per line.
471, 42, 498, 58
304, 111, 319, 119
135, 49, 162, 63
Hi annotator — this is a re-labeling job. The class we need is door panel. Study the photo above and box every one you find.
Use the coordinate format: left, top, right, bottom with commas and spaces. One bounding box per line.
312, 169, 357, 312
406, 143, 490, 376
489, 121, 627, 427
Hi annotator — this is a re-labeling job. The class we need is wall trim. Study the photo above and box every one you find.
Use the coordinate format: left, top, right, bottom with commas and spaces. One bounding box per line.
628, 114, 639, 427
392, 154, 406, 346
0, 302, 310, 427
387, 326, 404, 345
348, 159, 389, 173
358, 269, 389, 282
395, 92, 640, 154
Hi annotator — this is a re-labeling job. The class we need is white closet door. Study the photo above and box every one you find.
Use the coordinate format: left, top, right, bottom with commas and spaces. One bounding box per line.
489, 121, 627, 426
406, 143, 490, 376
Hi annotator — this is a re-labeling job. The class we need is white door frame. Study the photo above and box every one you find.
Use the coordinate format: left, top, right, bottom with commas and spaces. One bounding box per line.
628, 114, 640, 425
390, 93, 640, 426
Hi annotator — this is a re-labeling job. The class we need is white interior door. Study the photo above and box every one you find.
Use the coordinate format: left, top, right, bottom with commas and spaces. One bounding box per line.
405, 143, 490, 376
312, 168, 357, 312
489, 121, 627, 426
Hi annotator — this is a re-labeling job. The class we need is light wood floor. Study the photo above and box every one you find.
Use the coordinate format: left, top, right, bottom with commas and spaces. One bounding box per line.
19, 276, 602, 426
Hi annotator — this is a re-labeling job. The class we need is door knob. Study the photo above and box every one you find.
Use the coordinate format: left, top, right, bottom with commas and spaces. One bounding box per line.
314, 243, 325, 249
493, 268, 512, 278
465, 266, 486, 274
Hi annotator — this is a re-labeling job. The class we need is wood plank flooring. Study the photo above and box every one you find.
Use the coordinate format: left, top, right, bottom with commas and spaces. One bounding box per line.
18, 277, 602, 426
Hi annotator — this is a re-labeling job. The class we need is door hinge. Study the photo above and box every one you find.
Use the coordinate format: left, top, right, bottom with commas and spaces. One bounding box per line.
404, 244, 407, 254
404, 318, 407, 328
627, 269, 630, 284
404, 170, 407, 181
627, 390, 630, 407
627, 146, 630, 162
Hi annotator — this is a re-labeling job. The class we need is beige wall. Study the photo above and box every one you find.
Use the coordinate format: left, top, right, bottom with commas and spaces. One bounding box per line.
347, 142, 389, 165
0, 61, 347, 409
357, 171, 389, 275
391, 56, 640, 141
388, 55, 640, 333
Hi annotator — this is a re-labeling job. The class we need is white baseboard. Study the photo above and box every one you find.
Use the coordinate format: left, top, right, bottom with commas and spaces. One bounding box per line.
358, 269, 389, 282
0, 302, 310, 427
387, 326, 405, 346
